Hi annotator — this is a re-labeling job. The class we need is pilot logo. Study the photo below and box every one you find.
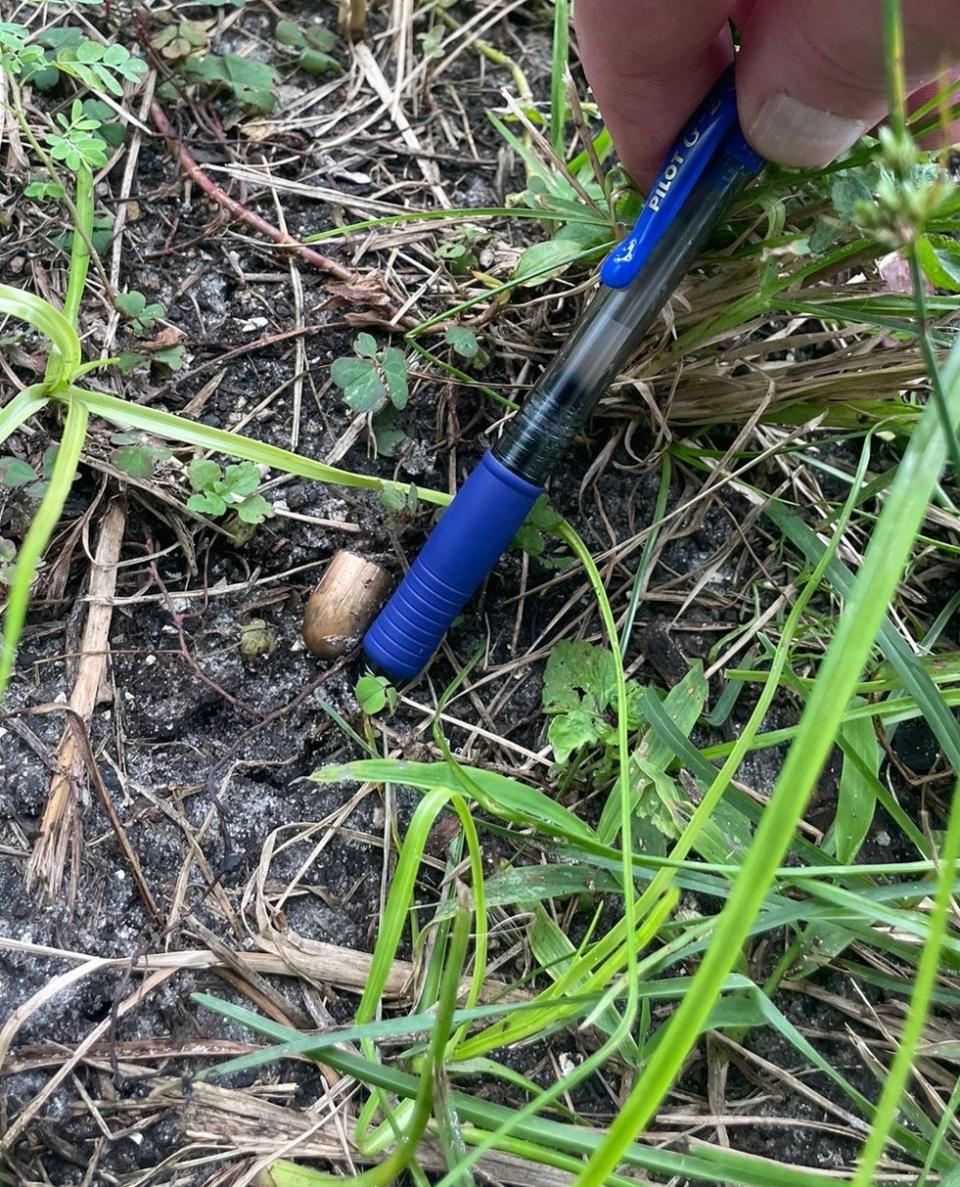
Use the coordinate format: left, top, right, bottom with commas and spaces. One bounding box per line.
648, 125, 702, 211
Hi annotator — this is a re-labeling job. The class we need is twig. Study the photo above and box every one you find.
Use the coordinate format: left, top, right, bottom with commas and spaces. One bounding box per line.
149, 101, 354, 279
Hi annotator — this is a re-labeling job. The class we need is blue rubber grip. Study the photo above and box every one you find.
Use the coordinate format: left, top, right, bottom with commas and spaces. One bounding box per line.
364, 452, 542, 679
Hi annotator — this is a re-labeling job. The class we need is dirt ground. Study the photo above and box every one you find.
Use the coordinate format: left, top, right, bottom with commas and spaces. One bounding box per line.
0, 2, 953, 1184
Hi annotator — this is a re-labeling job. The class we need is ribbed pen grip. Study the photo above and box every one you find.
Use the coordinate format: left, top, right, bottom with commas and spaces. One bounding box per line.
363, 451, 542, 679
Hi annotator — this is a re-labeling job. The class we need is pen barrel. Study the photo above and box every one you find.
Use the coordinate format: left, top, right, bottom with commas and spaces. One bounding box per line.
363, 130, 761, 680
495, 149, 754, 486
363, 452, 542, 680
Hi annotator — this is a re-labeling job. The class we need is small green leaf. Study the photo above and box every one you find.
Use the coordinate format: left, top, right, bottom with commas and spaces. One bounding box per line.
379, 485, 406, 513
373, 407, 407, 458
116, 351, 147, 373
116, 290, 164, 332
115, 290, 146, 317
513, 522, 545, 556
419, 25, 444, 59
437, 241, 475, 275
222, 461, 261, 496
239, 617, 276, 657
356, 673, 394, 715
547, 707, 597, 765
187, 490, 227, 517
186, 52, 278, 112
0, 456, 38, 488
189, 458, 222, 492
830, 168, 877, 224
526, 494, 563, 532
40, 445, 59, 481
917, 234, 960, 292
276, 19, 306, 48
331, 357, 384, 412
381, 347, 408, 409
543, 640, 617, 716
444, 325, 479, 360
75, 40, 104, 63
235, 493, 274, 524
297, 48, 339, 75
354, 332, 378, 358
152, 343, 185, 370
304, 24, 338, 52
807, 216, 842, 254
111, 444, 158, 479
513, 224, 608, 287
24, 180, 65, 201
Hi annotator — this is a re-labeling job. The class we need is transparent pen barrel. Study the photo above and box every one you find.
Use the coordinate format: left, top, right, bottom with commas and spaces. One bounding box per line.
495, 154, 750, 485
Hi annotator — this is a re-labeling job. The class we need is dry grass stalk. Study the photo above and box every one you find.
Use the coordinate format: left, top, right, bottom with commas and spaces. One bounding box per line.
28, 497, 127, 901
0, 934, 414, 999
338, 0, 367, 42
175, 1082, 580, 1187
352, 42, 449, 208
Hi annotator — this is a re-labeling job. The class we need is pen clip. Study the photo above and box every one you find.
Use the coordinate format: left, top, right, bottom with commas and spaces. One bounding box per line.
600, 65, 762, 289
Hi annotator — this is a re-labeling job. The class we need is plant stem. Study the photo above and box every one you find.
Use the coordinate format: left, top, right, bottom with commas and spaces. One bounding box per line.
549, 0, 570, 158
434, 9, 533, 103
149, 101, 356, 281
909, 247, 960, 477
63, 167, 93, 329
882, 0, 907, 137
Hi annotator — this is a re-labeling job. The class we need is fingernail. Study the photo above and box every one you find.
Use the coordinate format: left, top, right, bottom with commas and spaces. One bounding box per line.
745, 92, 869, 168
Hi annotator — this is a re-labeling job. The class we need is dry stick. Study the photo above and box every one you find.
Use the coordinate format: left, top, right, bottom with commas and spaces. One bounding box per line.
0, 933, 530, 1006
178, 1081, 579, 1187
149, 102, 353, 280
28, 497, 127, 901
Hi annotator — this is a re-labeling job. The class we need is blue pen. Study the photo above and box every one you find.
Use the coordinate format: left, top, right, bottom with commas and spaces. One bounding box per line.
365, 66, 764, 680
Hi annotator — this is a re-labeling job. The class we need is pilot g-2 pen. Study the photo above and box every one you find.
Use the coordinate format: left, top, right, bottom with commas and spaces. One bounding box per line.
364, 65, 764, 680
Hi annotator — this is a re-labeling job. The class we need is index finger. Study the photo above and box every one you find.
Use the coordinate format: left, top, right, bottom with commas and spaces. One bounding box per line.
575, 0, 737, 188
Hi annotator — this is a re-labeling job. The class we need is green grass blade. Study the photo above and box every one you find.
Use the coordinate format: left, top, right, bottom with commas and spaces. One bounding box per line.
549, 0, 570, 158
619, 453, 671, 657
0, 386, 49, 448
0, 396, 88, 698
574, 318, 960, 1187
71, 387, 449, 506
63, 167, 93, 329
764, 498, 960, 771
0, 284, 80, 389
312, 759, 597, 846
196, 995, 848, 1187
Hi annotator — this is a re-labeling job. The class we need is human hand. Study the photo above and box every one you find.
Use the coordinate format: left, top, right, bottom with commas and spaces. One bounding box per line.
575, 0, 960, 186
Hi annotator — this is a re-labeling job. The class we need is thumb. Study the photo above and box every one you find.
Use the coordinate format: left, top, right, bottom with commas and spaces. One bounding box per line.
736, 0, 960, 168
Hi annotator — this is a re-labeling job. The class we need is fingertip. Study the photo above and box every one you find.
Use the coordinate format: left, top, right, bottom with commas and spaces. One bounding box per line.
739, 91, 870, 169
574, 1, 734, 190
